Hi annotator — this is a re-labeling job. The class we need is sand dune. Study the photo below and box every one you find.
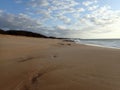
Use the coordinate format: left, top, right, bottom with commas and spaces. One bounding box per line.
0, 34, 120, 90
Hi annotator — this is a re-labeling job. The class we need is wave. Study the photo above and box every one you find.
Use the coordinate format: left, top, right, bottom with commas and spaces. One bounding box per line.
72, 39, 120, 49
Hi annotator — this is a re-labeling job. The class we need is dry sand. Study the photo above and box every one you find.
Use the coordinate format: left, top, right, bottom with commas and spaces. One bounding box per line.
0, 34, 120, 90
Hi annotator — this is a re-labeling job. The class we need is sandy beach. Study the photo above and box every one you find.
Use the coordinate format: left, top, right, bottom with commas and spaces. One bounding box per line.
0, 34, 120, 90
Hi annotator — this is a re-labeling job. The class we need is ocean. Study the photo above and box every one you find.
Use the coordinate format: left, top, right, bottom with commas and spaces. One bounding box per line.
72, 39, 120, 49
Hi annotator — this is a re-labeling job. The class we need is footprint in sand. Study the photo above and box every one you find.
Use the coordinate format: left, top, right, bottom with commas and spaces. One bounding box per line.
17, 57, 34, 62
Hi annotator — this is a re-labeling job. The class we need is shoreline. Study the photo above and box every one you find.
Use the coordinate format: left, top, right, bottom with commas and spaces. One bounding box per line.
75, 42, 120, 50
0, 34, 120, 90
73, 39, 120, 50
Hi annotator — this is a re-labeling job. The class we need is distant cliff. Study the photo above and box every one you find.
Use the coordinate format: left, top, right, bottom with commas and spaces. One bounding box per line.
0, 29, 48, 38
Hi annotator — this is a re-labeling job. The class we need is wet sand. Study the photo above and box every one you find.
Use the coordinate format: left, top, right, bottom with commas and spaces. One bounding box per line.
0, 34, 120, 90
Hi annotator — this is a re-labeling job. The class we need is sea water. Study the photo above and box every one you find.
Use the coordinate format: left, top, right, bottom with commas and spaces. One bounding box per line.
72, 39, 120, 49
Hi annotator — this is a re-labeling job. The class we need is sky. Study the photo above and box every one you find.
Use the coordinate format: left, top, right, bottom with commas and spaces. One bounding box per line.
0, 0, 120, 39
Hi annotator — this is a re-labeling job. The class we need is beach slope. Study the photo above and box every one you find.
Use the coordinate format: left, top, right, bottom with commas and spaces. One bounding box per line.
0, 34, 120, 90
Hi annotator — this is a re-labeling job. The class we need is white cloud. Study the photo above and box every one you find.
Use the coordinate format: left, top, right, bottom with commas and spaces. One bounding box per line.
88, 5, 99, 11
85, 6, 120, 26
1, 0, 120, 38
77, 8, 85, 12
57, 15, 71, 24
0, 9, 3, 14
29, 0, 49, 7
0, 9, 73, 38
0, 11, 42, 31
36, 9, 51, 18
82, 0, 98, 6
27, 0, 80, 22
50, 0, 78, 10
73, 13, 80, 18
55, 25, 67, 30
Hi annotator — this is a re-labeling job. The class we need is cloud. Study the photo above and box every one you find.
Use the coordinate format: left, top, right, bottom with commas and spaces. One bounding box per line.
29, 0, 49, 7
0, 10, 42, 31
0, 9, 3, 13
85, 6, 120, 26
50, 0, 79, 10
57, 15, 71, 24
88, 5, 99, 11
77, 8, 85, 12
82, 0, 98, 6
55, 25, 67, 30
0, 9, 74, 38
0, 0, 120, 38
26, 0, 80, 23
